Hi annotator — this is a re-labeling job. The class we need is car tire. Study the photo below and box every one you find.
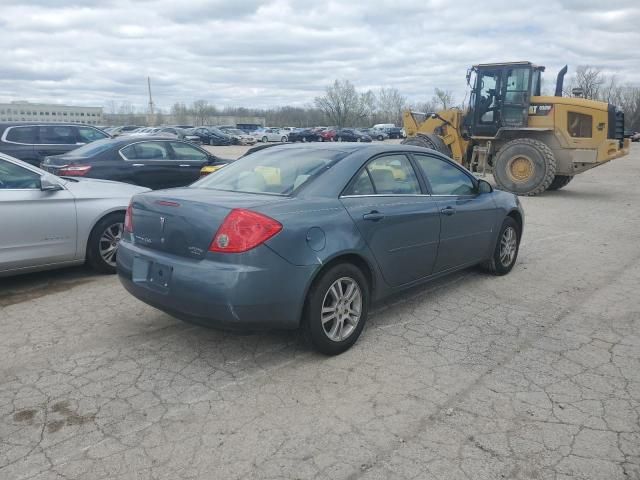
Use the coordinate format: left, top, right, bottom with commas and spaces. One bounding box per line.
262, 136, 268, 143
318, 136, 323, 142
281, 136, 287, 143
377, 135, 383, 141
480, 217, 520, 276
356, 138, 361, 142
86, 212, 125, 274
337, 137, 343, 142
303, 263, 370, 355
302, 137, 307, 143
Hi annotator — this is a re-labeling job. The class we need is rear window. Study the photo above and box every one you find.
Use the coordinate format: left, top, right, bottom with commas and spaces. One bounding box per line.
38, 126, 76, 144
5, 126, 37, 144
193, 147, 348, 195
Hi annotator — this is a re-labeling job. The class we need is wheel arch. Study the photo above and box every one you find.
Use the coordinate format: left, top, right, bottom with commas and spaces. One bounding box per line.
82, 208, 126, 259
298, 252, 378, 326
507, 209, 523, 237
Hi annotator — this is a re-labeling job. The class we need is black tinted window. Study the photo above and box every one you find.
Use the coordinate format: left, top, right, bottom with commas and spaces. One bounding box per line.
5, 126, 37, 144
38, 126, 76, 144
121, 142, 171, 160
170, 142, 207, 161
415, 155, 475, 195
0, 159, 41, 189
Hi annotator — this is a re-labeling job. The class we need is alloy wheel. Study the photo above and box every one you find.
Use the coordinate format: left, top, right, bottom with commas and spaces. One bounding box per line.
499, 227, 517, 267
321, 277, 362, 342
99, 222, 123, 267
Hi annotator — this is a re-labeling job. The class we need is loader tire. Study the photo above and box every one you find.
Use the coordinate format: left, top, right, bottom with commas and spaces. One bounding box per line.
493, 138, 556, 196
402, 133, 452, 157
547, 175, 573, 191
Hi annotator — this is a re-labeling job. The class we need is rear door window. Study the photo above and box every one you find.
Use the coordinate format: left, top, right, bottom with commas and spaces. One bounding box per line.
365, 155, 421, 195
5, 126, 38, 144
38, 126, 76, 145
121, 142, 171, 160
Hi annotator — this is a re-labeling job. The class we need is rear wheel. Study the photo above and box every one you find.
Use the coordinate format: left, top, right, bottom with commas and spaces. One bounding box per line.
402, 133, 452, 157
208, 138, 214, 146
302, 136, 307, 143
481, 217, 520, 276
377, 135, 384, 141
304, 263, 369, 355
86, 212, 125, 274
493, 138, 556, 196
547, 175, 573, 191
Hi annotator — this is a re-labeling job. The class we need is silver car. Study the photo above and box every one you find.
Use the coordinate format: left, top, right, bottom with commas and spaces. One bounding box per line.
0, 153, 149, 277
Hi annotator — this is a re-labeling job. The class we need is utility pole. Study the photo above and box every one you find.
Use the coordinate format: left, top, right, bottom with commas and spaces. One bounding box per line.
147, 76, 155, 126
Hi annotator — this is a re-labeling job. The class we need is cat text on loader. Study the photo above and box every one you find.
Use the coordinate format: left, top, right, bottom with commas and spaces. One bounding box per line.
402, 61, 630, 195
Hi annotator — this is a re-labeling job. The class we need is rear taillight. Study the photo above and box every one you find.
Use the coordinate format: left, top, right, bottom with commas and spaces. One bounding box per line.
59, 165, 92, 176
124, 202, 134, 233
209, 209, 282, 253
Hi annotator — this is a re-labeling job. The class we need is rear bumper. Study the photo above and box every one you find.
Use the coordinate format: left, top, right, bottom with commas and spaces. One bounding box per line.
117, 240, 316, 330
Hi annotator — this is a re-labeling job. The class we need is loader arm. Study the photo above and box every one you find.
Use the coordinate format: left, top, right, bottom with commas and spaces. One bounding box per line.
402, 109, 469, 163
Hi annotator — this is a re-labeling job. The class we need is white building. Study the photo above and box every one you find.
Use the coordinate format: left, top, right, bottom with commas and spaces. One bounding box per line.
0, 101, 103, 125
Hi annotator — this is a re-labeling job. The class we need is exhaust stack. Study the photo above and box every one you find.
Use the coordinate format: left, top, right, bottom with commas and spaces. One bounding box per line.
555, 65, 568, 97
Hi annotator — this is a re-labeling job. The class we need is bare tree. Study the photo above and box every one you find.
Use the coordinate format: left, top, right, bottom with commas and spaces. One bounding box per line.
432, 88, 455, 110
568, 65, 605, 100
376, 87, 407, 126
314, 80, 371, 127
170, 102, 189, 124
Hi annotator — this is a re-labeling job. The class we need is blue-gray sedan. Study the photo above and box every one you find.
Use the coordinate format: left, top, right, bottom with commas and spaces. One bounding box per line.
117, 144, 524, 355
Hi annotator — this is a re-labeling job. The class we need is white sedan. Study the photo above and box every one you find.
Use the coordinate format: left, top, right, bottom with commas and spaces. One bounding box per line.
0, 153, 149, 277
258, 128, 288, 143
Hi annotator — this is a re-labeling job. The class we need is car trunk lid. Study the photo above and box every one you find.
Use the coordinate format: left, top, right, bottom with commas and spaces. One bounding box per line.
130, 188, 286, 259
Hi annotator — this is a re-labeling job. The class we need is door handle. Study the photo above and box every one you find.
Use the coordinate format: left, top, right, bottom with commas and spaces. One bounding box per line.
440, 206, 456, 216
363, 211, 384, 221
132, 163, 145, 167
179, 164, 190, 167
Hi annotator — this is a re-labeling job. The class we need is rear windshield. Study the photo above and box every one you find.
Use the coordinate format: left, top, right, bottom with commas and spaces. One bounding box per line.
193, 147, 348, 195
65, 139, 114, 157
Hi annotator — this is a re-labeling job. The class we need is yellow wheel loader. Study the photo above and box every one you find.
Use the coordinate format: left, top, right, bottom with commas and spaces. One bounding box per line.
402, 62, 630, 195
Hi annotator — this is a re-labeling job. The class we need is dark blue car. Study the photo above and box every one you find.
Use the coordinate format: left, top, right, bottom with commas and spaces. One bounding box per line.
117, 144, 524, 355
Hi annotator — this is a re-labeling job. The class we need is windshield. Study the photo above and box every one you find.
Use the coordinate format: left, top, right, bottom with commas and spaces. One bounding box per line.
65, 139, 114, 157
225, 129, 244, 135
193, 147, 348, 195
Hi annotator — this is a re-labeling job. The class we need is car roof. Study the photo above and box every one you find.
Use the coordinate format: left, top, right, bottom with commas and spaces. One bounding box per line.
252, 142, 440, 156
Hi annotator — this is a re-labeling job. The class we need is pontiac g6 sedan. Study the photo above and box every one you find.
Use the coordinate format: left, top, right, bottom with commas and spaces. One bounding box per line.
117, 144, 524, 355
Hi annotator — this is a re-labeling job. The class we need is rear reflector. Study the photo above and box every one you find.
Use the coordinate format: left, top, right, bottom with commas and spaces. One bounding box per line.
209, 209, 282, 253
124, 202, 134, 233
59, 165, 92, 176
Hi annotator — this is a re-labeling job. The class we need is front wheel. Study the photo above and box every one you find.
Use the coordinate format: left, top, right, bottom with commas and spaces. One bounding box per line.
304, 263, 369, 355
337, 137, 343, 142
281, 136, 287, 143
86, 212, 125, 274
481, 217, 520, 276
262, 136, 268, 143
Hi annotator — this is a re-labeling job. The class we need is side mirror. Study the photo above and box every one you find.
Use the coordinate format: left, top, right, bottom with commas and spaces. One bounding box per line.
477, 179, 493, 194
40, 175, 63, 192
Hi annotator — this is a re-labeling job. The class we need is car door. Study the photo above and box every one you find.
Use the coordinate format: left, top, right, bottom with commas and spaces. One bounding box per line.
119, 141, 176, 189
340, 154, 441, 287
167, 141, 209, 186
0, 158, 76, 272
1, 125, 38, 165
34, 125, 82, 164
412, 153, 498, 272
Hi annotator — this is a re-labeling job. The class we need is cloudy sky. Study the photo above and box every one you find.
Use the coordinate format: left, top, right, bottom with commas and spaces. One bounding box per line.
0, 0, 638, 111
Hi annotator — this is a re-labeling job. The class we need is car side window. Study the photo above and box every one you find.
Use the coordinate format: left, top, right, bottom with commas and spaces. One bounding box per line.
121, 142, 171, 160
0, 159, 41, 189
5, 126, 38, 144
38, 126, 76, 144
344, 169, 375, 196
169, 142, 207, 161
414, 155, 476, 195
76, 126, 108, 143
365, 155, 421, 195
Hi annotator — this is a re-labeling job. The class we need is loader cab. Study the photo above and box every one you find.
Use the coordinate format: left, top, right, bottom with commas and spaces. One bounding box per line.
466, 62, 544, 137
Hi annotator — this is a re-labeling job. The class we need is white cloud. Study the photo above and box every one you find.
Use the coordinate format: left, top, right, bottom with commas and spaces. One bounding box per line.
0, 0, 638, 110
